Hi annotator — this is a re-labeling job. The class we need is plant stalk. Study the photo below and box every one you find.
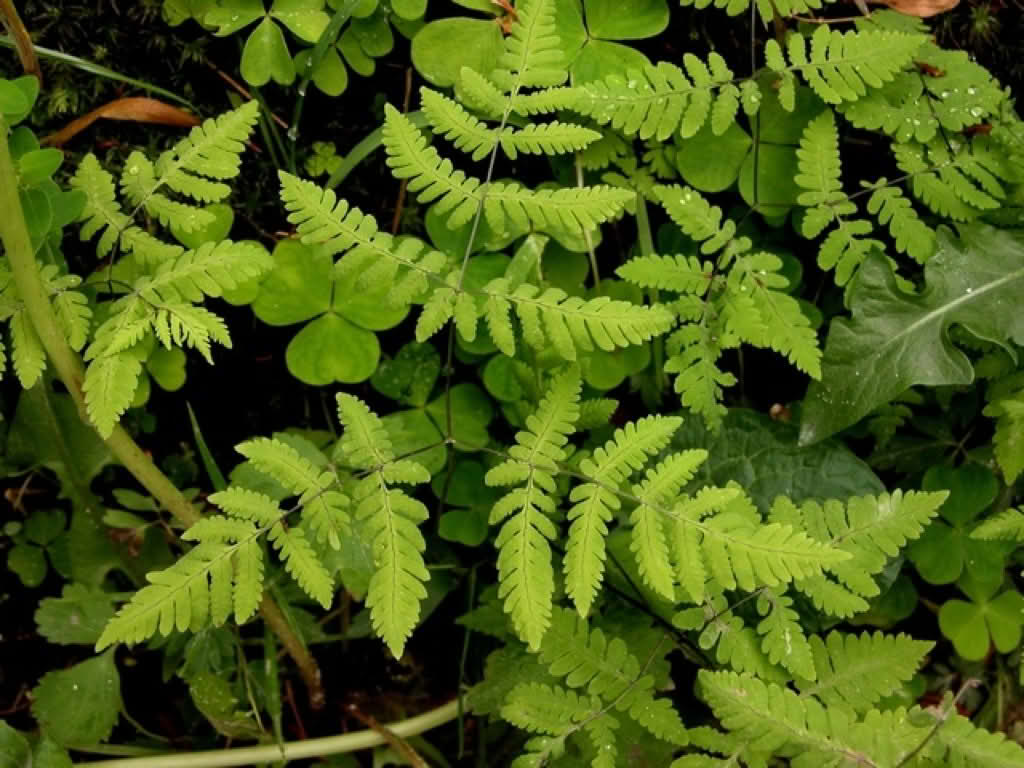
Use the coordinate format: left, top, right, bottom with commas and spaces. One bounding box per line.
0, 115, 324, 707
74, 700, 459, 768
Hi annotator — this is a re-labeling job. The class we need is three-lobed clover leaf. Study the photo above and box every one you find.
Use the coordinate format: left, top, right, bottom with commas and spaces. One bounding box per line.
252, 240, 408, 385
939, 576, 1024, 661
907, 463, 1009, 588
205, 0, 330, 86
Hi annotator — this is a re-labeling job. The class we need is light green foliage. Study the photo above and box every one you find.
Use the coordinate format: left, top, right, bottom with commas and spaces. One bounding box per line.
764, 27, 928, 106
486, 366, 582, 649
336, 393, 432, 658
794, 631, 932, 712
67, 101, 269, 437
770, 490, 947, 616
971, 508, 1024, 542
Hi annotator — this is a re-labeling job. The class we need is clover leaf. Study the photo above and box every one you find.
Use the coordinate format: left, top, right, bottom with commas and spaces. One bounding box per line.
297, 8, 397, 96
206, 0, 330, 86
939, 586, 1024, 661
433, 459, 501, 546
371, 341, 441, 407
252, 240, 408, 385
908, 463, 1008, 587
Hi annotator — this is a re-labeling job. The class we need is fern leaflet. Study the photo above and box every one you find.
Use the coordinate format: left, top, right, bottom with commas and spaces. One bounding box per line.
335, 394, 432, 659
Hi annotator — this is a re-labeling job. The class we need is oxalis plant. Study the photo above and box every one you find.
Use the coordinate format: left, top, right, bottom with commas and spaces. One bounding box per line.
1, 0, 1024, 765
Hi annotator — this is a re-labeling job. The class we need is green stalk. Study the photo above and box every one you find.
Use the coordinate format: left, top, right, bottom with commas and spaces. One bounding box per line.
0, 115, 324, 706
0, 36, 194, 109
74, 700, 459, 768
634, 192, 666, 393
326, 110, 427, 189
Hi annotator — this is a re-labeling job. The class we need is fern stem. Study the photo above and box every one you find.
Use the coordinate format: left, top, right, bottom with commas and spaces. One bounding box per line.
634, 193, 665, 393
0, 117, 325, 710
259, 592, 326, 710
75, 700, 459, 768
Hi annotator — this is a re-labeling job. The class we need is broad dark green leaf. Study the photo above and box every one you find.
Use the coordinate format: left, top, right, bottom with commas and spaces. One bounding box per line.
801, 225, 1024, 445
673, 408, 883, 513
31, 652, 121, 746
35, 584, 117, 645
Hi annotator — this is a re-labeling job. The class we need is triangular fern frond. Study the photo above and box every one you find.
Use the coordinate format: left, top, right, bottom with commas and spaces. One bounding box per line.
336, 394, 431, 659
486, 367, 582, 649
928, 704, 1024, 768
382, 105, 633, 235
9, 309, 46, 389
664, 318, 736, 430
565, 416, 683, 616
795, 630, 932, 713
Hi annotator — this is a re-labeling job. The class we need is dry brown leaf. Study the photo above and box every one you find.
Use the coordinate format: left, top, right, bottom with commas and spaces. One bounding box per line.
43, 97, 200, 147
879, 0, 959, 17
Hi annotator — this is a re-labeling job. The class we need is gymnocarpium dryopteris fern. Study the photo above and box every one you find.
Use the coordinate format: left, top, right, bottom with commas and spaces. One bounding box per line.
617, 184, 823, 427
62, 100, 273, 437
98, 394, 432, 660
485, 365, 854, 650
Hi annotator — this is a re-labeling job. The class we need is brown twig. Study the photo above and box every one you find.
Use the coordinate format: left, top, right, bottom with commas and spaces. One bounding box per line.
0, 0, 41, 84
209, 64, 290, 131
347, 703, 428, 768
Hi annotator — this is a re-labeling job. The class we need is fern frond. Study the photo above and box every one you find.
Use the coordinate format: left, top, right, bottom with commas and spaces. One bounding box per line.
795, 110, 845, 208
698, 670, 922, 765
795, 631, 932, 713
149, 303, 230, 363
83, 352, 143, 438
677, 502, 849, 604
755, 590, 815, 680
491, 0, 564, 91
70, 153, 133, 258
971, 508, 1024, 542
681, 0, 828, 26
9, 310, 46, 388
135, 241, 273, 304
420, 87, 599, 162
121, 152, 215, 233
573, 57, 753, 141
336, 394, 431, 658
771, 491, 947, 616
765, 27, 928, 105
235, 437, 350, 550
865, 181, 936, 264
984, 388, 1024, 485
267, 524, 333, 608
630, 450, 709, 599
664, 320, 736, 430
382, 105, 632, 235
930, 706, 1024, 768
652, 185, 744, 255
728, 251, 822, 378
476, 277, 674, 361
565, 416, 683, 616
96, 515, 268, 649
538, 607, 689, 745
278, 171, 448, 306
44, 269, 92, 352
617, 253, 714, 295
486, 367, 581, 649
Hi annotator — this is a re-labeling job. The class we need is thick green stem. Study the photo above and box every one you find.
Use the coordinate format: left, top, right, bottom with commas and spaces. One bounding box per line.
74, 700, 459, 768
0, 115, 323, 706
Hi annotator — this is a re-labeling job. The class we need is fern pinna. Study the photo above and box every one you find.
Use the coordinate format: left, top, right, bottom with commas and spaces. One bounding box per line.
98, 394, 432, 659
